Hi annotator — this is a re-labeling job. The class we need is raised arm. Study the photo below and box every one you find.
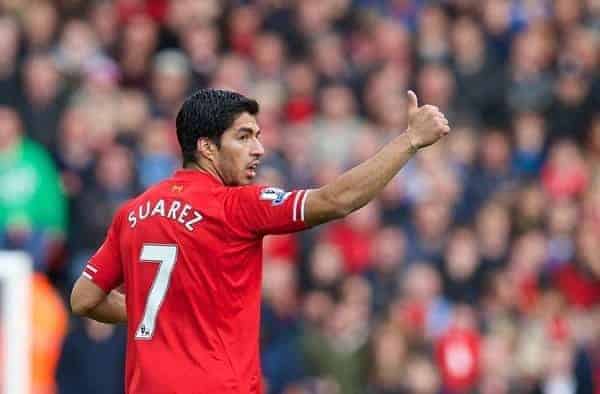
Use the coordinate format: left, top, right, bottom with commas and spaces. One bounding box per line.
304, 91, 450, 226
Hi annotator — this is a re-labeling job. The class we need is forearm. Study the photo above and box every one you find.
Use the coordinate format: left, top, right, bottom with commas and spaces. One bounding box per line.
320, 133, 416, 214
305, 91, 449, 226
84, 290, 127, 324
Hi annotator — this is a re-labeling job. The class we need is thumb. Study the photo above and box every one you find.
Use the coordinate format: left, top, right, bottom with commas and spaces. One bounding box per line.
407, 90, 418, 114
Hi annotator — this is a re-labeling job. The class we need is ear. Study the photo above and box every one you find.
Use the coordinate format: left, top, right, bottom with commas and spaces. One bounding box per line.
197, 138, 216, 161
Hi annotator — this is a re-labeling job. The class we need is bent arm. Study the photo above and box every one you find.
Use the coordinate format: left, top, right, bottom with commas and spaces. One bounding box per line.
304, 133, 417, 226
304, 91, 450, 226
70, 276, 126, 324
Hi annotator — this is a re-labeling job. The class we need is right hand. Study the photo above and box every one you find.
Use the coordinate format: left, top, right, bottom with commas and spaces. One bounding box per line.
405, 90, 450, 150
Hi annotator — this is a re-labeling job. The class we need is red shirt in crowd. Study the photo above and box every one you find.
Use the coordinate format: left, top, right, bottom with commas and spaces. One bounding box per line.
555, 263, 600, 308
436, 325, 481, 392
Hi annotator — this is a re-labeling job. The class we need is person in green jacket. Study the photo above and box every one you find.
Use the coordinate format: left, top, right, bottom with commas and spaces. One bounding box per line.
0, 106, 67, 270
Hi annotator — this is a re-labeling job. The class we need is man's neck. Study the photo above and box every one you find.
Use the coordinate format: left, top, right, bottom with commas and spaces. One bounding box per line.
185, 161, 224, 184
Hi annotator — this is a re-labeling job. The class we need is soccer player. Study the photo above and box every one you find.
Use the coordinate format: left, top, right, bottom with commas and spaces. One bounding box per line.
70, 89, 450, 393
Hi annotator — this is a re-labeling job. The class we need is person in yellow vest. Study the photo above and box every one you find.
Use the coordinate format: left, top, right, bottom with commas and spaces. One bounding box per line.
31, 273, 67, 394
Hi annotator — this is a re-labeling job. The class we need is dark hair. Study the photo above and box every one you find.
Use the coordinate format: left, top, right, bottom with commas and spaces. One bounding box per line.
176, 89, 259, 166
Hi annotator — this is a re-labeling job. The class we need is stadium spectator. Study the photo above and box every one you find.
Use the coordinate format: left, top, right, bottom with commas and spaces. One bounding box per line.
0, 16, 20, 107
56, 318, 126, 394
31, 272, 68, 394
0, 107, 67, 271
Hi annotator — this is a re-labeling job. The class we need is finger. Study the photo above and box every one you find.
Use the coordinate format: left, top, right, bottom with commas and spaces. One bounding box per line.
423, 105, 439, 112
426, 110, 445, 120
431, 117, 447, 127
436, 116, 449, 124
407, 90, 418, 114
432, 111, 447, 120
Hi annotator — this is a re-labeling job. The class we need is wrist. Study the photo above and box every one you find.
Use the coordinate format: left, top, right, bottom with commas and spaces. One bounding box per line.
404, 130, 419, 153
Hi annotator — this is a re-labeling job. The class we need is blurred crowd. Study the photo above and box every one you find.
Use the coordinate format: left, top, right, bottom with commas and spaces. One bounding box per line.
0, 0, 599, 393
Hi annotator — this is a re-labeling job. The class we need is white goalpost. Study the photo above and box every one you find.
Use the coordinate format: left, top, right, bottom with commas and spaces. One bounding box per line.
0, 252, 31, 394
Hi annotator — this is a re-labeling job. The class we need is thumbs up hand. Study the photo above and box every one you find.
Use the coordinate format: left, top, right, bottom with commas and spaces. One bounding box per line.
405, 90, 450, 151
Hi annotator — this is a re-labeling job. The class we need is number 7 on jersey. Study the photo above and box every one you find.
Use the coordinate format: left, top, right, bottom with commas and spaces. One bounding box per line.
136, 244, 178, 340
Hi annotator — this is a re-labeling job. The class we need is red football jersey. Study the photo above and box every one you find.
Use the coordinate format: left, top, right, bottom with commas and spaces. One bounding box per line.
82, 169, 311, 394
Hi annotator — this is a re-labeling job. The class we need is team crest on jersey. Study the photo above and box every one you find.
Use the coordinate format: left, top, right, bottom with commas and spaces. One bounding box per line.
259, 187, 292, 206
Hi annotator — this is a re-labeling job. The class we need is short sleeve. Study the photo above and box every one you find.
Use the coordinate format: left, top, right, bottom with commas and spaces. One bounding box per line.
223, 185, 312, 237
82, 209, 124, 293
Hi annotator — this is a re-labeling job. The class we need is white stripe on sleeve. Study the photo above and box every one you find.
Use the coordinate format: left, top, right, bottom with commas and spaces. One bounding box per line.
83, 272, 93, 280
300, 190, 310, 222
86, 264, 98, 273
292, 190, 303, 222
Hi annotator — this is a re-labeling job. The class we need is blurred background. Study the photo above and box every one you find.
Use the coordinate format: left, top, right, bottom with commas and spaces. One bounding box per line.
0, 0, 598, 393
